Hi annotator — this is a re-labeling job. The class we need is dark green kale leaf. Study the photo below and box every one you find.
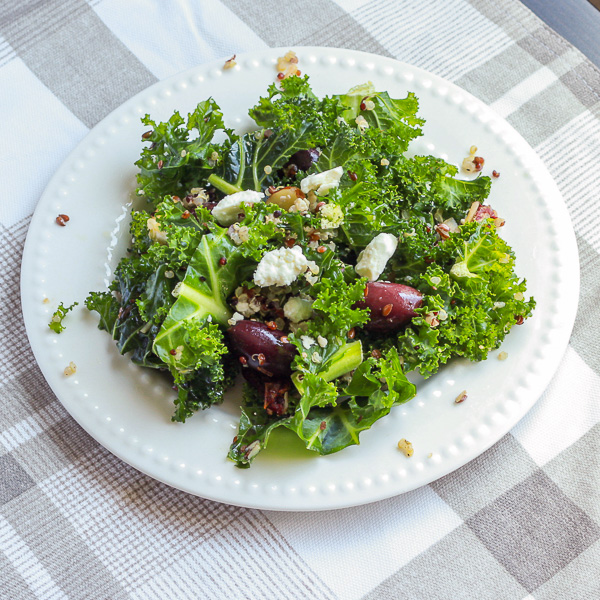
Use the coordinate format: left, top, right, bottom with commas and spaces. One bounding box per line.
85, 292, 119, 336
136, 99, 233, 203
170, 319, 230, 422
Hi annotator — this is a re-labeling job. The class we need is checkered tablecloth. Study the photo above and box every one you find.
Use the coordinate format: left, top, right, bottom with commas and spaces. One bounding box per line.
2, 1, 600, 598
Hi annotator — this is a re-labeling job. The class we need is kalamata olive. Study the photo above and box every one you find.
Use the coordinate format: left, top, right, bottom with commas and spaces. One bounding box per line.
227, 320, 296, 378
355, 282, 423, 332
284, 148, 320, 172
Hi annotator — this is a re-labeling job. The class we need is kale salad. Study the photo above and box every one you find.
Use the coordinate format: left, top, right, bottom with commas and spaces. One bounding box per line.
82, 75, 535, 467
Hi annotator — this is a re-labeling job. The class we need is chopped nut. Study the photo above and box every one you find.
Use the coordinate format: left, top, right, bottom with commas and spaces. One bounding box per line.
276, 50, 300, 79
56, 214, 70, 226
464, 201, 480, 223
397, 438, 414, 457
424, 312, 440, 327
462, 146, 484, 174
454, 390, 468, 404
435, 222, 451, 240
172, 282, 183, 298
43, 297, 50, 304
380, 158, 390, 166
498, 351, 508, 361
244, 440, 261, 460
63, 361, 77, 377
223, 54, 237, 70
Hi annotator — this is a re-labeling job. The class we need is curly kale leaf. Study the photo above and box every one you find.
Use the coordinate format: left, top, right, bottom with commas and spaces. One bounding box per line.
170, 320, 230, 422
397, 221, 536, 376
48, 301, 78, 333
136, 99, 232, 203
85, 291, 119, 335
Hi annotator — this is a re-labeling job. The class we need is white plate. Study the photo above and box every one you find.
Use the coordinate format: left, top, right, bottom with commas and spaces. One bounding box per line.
21, 47, 579, 511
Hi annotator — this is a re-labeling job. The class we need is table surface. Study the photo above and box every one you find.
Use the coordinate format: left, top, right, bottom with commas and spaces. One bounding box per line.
522, 0, 600, 67
2, 1, 600, 599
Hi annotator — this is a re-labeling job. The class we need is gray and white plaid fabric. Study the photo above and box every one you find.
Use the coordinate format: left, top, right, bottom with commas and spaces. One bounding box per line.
2, 1, 600, 598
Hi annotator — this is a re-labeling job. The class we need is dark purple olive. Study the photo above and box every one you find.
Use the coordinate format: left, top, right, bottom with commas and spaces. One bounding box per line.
355, 282, 423, 332
285, 148, 320, 172
227, 320, 296, 378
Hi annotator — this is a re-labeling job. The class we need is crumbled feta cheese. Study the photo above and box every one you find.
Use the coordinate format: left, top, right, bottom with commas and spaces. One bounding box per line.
355, 233, 398, 281
311, 351, 322, 364
319, 204, 344, 229
283, 296, 313, 323
317, 335, 328, 348
253, 245, 309, 287
212, 190, 264, 226
300, 166, 343, 196
289, 197, 310, 213
227, 312, 245, 326
301, 335, 315, 349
